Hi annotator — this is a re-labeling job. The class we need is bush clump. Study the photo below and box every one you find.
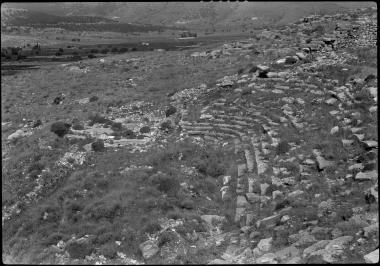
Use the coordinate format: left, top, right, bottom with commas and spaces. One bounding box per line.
248, 65, 258, 73
72, 118, 84, 130
285, 57, 298, 64
193, 157, 226, 178
89, 95, 99, 102
100, 48, 109, 54
149, 173, 180, 196
157, 231, 177, 247
142, 221, 161, 234
92, 140, 105, 152
111, 122, 123, 131
140, 126, 151, 134
72, 55, 82, 60
32, 119, 42, 128
165, 106, 177, 117
160, 120, 173, 131
276, 140, 290, 154
99, 242, 118, 258
50, 121, 71, 137
88, 113, 112, 126
179, 198, 195, 210
121, 129, 136, 138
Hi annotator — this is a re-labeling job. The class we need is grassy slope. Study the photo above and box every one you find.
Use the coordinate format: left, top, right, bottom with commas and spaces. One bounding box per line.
2, 44, 257, 263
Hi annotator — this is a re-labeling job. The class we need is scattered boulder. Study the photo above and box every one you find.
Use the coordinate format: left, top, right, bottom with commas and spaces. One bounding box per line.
139, 240, 159, 260
364, 249, 379, 263
7, 129, 32, 141
330, 126, 339, 134
302, 240, 330, 258
289, 230, 317, 247
320, 236, 353, 263
355, 170, 377, 181
315, 155, 334, 171
256, 253, 277, 263
257, 237, 273, 252
295, 52, 307, 60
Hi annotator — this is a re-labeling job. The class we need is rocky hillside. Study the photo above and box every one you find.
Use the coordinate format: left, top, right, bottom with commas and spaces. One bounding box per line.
2, 5, 378, 265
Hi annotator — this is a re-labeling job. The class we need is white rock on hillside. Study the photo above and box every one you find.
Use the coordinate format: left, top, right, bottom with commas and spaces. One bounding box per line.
364, 249, 379, 263
355, 170, 377, 181
139, 240, 159, 259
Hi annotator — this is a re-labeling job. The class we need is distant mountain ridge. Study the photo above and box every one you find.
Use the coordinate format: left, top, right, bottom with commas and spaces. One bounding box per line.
3, 2, 376, 30
1, 7, 174, 33
1, 7, 116, 27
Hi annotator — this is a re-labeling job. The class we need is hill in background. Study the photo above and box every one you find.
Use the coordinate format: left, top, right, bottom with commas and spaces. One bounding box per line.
2, 1, 376, 31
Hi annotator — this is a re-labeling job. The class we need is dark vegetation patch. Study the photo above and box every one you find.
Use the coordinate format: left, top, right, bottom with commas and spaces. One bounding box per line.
3, 138, 237, 262
50, 121, 71, 137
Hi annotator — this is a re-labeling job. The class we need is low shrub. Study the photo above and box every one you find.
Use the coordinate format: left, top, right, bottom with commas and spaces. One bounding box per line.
121, 129, 136, 138
88, 113, 112, 126
140, 126, 151, 134
157, 231, 177, 247
285, 57, 297, 64
248, 65, 258, 73
100, 48, 109, 54
276, 140, 290, 154
165, 106, 177, 117
99, 242, 118, 258
89, 95, 99, 102
72, 55, 82, 60
85, 200, 123, 221
160, 120, 173, 131
167, 210, 184, 220
42, 232, 63, 246
72, 118, 84, 130
66, 241, 93, 259
142, 221, 161, 234
111, 122, 123, 131
95, 232, 115, 245
179, 198, 195, 210
92, 140, 105, 152
149, 173, 180, 196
